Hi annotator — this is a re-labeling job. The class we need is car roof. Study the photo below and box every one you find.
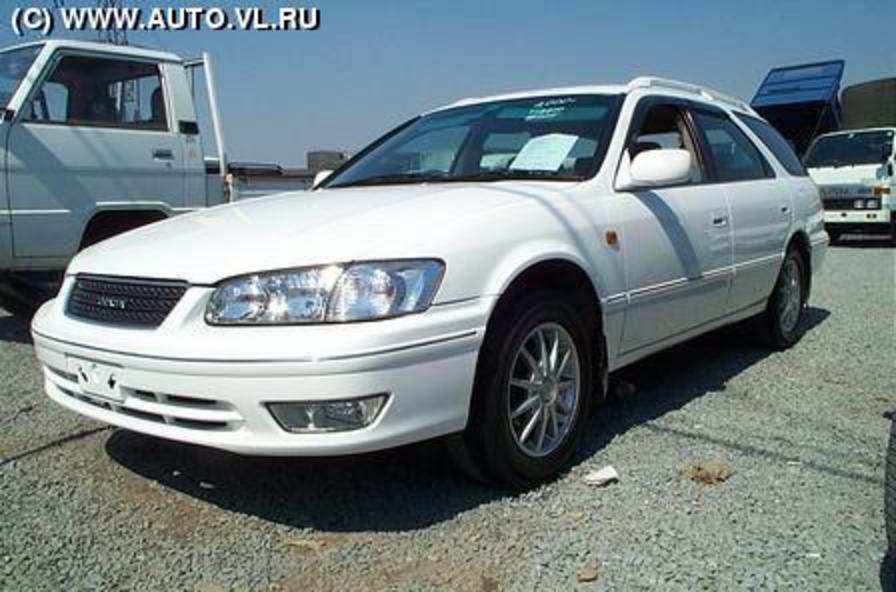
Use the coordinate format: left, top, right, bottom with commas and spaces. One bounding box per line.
429, 77, 756, 116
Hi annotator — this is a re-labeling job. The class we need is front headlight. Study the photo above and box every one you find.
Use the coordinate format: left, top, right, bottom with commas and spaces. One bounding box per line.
205, 259, 444, 325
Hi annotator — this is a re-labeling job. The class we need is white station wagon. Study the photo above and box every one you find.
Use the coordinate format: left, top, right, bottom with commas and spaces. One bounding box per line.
32, 78, 828, 488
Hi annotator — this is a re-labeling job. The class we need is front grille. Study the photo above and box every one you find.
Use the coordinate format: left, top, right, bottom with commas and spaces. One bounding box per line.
823, 198, 880, 211
67, 275, 188, 327
45, 365, 243, 432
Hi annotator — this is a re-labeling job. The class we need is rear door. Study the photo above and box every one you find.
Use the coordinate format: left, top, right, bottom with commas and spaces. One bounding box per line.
690, 109, 791, 312
6, 51, 184, 260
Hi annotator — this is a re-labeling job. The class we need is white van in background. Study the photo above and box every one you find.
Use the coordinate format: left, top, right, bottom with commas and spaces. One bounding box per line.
804, 128, 895, 244
0, 39, 311, 301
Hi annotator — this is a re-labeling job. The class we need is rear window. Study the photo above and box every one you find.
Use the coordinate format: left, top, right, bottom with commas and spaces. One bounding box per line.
735, 113, 808, 177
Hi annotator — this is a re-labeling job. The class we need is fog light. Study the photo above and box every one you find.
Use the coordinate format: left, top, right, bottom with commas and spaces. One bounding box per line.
267, 394, 388, 433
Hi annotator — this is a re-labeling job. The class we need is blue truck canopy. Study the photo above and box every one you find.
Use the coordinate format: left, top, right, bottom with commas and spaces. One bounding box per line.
751, 60, 844, 156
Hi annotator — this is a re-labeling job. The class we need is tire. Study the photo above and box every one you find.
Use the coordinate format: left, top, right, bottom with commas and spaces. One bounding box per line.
446, 291, 597, 489
887, 415, 896, 558
750, 246, 807, 350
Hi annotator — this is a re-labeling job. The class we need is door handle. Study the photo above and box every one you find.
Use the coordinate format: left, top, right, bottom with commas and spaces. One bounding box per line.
711, 215, 728, 227
780, 204, 791, 214
152, 148, 174, 160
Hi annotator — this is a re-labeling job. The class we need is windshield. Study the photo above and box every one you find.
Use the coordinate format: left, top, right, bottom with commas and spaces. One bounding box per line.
325, 94, 621, 188
0, 45, 42, 110
804, 129, 894, 168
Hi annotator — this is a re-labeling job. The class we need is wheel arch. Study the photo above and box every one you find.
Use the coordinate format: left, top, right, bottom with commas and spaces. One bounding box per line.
78, 207, 172, 250
483, 254, 609, 398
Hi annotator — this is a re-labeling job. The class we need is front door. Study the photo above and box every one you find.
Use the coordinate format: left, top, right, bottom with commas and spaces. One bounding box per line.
6, 51, 184, 261
615, 100, 733, 353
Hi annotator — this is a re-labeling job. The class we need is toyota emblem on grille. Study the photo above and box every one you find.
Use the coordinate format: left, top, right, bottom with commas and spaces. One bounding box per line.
97, 296, 127, 310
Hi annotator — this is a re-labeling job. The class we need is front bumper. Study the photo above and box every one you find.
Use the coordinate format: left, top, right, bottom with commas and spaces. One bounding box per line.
32, 280, 492, 456
824, 209, 894, 231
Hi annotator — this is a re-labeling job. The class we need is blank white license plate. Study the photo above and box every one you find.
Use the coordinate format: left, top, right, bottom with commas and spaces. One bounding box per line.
67, 357, 124, 403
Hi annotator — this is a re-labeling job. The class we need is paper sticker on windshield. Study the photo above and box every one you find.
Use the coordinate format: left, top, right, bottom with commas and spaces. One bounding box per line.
525, 97, 577, 121
510, 134, 579, 172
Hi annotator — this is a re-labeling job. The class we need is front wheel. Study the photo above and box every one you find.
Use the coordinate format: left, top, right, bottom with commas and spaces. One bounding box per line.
750, 247, 807, 349
446, 293, 597, 489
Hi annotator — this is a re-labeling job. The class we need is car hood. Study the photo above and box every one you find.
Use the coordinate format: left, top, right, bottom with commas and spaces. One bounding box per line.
68, 182, 564, 287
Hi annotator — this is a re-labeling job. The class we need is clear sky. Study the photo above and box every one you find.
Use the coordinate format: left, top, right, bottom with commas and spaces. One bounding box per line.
0, 0, 892, 167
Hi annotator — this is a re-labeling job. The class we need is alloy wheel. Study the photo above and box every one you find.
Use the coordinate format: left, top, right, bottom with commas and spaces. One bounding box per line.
777, 258, 802, 334
506, 322, 581, 458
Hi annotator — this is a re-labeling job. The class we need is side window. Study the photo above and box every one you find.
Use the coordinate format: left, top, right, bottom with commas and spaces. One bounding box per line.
24, 54, 168, 131
628, 103, 706, 184
692, 111, 771, 182
735, 112, 808, 176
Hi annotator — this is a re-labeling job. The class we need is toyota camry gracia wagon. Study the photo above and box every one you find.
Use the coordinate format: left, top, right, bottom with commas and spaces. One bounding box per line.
32, 77, 828, 488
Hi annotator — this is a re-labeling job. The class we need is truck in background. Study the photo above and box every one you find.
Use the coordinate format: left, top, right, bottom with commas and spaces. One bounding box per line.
750, 60, 844, 157
803, 79, 896, 244
0, 39, 313, 303
752, 63, 896, 244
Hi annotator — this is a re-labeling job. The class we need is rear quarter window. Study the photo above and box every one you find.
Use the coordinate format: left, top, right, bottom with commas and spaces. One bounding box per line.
735, 112, 808, 177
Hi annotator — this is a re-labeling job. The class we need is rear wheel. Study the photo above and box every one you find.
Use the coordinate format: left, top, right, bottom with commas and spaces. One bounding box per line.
750, 246, 807, 349
446, 292, 597, 489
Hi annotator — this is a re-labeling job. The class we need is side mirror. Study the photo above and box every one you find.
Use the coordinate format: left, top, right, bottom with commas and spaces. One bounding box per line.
313, 169, 333, 189
624, 149, 692, 189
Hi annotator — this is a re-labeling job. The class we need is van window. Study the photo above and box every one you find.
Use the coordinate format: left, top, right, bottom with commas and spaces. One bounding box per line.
804, 130, 894, 169
693, 111, 772, 182
0, 45, 42, 109
735, 112, 807, 176
24, 54, 168, 131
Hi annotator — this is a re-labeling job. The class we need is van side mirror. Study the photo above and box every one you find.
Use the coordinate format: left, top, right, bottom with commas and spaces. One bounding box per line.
620, 148, 692, 190
313, 169, 333, 189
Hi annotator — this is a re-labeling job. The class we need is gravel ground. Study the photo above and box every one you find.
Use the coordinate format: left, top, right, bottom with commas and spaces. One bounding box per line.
1, 239, 893, 591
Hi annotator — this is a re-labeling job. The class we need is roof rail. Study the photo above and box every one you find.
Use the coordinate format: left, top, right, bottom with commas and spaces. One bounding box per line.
628, 77, 753, 113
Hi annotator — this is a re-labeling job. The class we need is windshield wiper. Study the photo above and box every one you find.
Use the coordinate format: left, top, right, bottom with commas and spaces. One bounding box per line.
445, 170, 581, 183
328, 172, 447, 188
329, 169, 581, 188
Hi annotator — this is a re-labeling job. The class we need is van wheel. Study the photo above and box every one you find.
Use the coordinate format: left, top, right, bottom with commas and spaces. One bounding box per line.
751, 247, 806, 349
446, 292, 596, 489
